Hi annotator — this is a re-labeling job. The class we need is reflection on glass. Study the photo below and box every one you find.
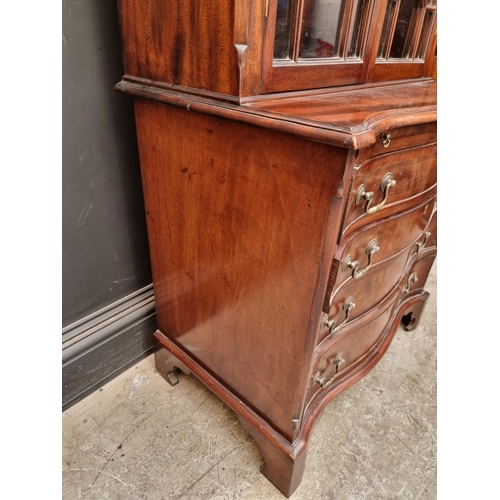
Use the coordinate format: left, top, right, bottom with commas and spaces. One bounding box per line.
299, 0, 344, 58
390, 0, 419, 58
347, 0, 367, 57
416, 10, 435, 59
274, 0, 294, 59
377, 0, 396, 58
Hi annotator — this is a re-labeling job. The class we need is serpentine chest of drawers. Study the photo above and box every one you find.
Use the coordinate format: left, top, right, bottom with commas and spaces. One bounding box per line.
115, 0, 437, 495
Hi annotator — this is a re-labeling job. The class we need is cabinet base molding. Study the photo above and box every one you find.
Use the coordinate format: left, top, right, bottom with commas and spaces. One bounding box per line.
153, 290, 429, 497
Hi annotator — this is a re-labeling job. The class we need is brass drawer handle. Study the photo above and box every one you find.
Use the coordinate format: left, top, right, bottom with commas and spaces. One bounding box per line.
403, 272, 418, 293
323, 297, 356, 334
380, 132, 391, 147
343, 239, 380, 279
356, 172, 396, 215
315, 353, 345, 388
416, 231, 431, 253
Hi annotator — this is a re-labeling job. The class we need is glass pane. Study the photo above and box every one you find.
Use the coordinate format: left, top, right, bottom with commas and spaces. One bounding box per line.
274, 0, 294, 59
347, 0, 368, 57
390, 0, 419, 59
299, 0, 344, 58
377, 0, 397, 58
416, 10, 435, 59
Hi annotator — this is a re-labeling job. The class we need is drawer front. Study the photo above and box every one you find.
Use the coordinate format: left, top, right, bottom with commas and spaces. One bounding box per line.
421, 209, 437, 251
318, 247, 411, 345
342, 143, 437, 239
401, 251, 437, 296
356, 122, 437, 162
328, 198, 436, 303
308, 300, 395, 406
309, 251, 438, 406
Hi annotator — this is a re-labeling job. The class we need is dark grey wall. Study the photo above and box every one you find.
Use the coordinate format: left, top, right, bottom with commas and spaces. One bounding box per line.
62, 0, 156, 409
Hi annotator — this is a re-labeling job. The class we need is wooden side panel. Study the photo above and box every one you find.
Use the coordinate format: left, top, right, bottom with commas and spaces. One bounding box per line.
117, 0, 239, 95
133, 99, 348, 440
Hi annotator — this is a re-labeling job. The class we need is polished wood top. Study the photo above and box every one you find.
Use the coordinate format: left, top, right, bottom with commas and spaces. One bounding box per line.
116, 77, 436, 150
247, 79, 437, 133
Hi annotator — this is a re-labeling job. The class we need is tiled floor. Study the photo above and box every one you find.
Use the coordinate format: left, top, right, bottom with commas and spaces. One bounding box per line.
62, 264, 436, 499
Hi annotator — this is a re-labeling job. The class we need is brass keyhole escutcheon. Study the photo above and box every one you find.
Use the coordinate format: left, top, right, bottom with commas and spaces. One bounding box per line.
380, 132, 391, 147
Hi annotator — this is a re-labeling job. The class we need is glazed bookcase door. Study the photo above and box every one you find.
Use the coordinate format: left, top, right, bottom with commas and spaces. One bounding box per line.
262, 0, 378, 92
261, 0, 437, 93
274, 0, 371, 60
368, 0, 437, 81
